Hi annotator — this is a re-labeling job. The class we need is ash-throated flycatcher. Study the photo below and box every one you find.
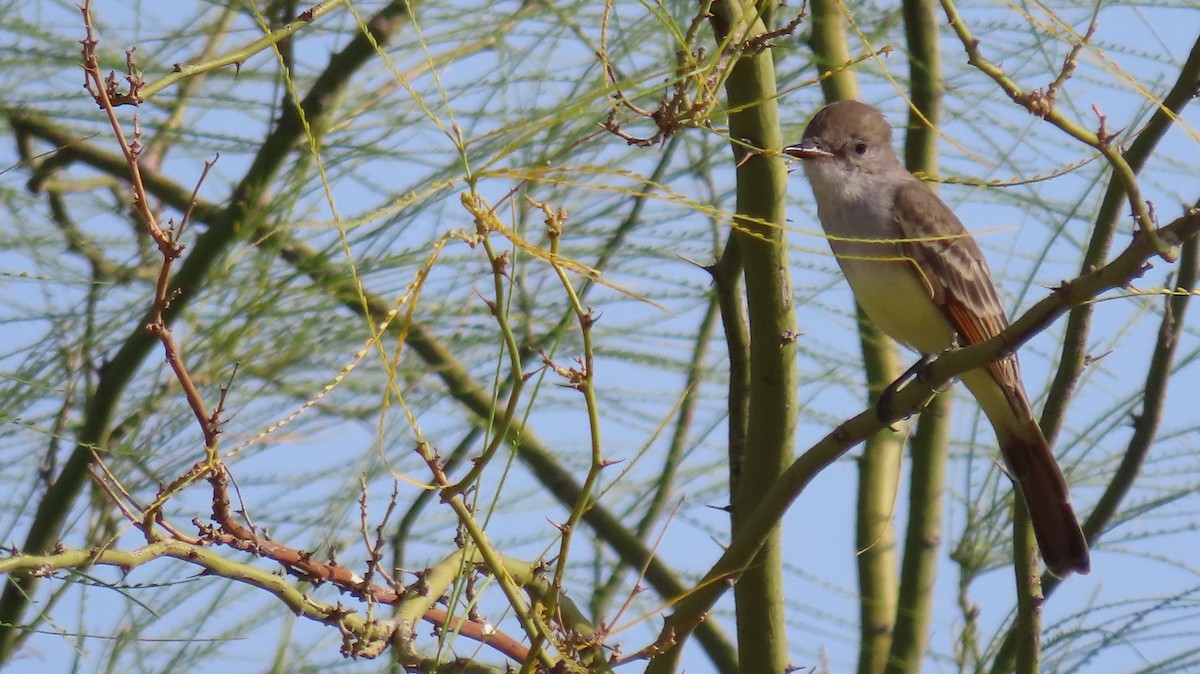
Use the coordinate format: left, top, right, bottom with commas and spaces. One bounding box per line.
784, 100, 1089, 576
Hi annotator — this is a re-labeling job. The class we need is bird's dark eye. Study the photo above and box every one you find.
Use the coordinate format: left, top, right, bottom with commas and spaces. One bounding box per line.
853, 142, 868, 155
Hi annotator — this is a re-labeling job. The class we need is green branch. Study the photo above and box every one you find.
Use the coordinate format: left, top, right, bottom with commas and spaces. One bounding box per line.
138, 0, 347, 102
1040, 32, 1200, 442
884, 2, 948, 672
938, 0, 1161, 249
646, 206, 1200, 670
711, 2, 797, 674
806, 4, 904, 672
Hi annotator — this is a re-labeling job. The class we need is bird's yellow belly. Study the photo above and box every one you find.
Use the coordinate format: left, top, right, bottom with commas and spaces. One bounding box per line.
836, 255, 957, 355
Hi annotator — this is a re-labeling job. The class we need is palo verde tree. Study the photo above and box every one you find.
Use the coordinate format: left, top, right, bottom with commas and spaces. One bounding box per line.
0, 1, 1198, 672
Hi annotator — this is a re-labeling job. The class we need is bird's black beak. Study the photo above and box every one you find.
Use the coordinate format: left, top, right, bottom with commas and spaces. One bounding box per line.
782, 142, 831, 160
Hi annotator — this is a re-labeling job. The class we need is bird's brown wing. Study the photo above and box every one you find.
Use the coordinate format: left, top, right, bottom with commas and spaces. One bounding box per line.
891, 180, 1022, 399
892, 181, 1090, 576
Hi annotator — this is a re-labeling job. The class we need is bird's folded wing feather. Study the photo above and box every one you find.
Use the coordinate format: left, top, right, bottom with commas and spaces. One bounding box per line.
891, 181, 1024, 394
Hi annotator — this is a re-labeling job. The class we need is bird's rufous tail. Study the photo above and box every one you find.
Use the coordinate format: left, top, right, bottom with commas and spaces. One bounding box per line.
961, 368, 1090, 577
998, 426, 1090, 577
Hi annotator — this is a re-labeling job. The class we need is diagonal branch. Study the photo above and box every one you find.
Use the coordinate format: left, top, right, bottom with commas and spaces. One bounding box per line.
644, 207, 1200, 671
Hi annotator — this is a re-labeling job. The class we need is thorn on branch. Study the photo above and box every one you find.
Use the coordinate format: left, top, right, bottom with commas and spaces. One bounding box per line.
743, 2, 809, 54
580, 306, 599, 329
1082, 350, 1112, 368
409, 568, 430, 597
491, 250, 510, 278
1093, 104, 1119, 146
208, 362, 239, 436
733, 138, 763, 168
477, 292, 497, 316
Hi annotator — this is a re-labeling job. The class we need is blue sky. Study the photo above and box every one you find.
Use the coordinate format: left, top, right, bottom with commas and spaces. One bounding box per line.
1, 2, 1199, 672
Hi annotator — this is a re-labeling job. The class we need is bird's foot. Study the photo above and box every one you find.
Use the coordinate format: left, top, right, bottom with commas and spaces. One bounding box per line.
876, 352, 940, 425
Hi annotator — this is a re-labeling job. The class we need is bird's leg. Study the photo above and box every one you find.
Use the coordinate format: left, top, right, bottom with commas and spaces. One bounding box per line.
876, 334, 962, 423
876, 353, 939, 424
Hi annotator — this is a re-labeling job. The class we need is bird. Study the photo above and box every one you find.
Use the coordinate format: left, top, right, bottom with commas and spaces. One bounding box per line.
783, 100, 1089, 577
